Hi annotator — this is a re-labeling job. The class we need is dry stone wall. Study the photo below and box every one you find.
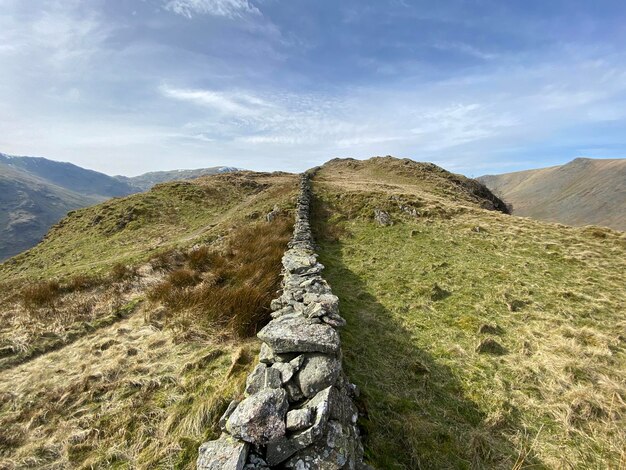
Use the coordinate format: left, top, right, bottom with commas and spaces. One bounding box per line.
197, 173, 370, 469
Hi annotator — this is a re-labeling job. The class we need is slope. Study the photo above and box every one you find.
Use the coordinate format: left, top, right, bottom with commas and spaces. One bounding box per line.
0, 164, 103, 261
0, 153, 140, 261
311, 157, 625, 469
478, 157, 626, 231
0, 171, 298, 468
0, 153, 138, 198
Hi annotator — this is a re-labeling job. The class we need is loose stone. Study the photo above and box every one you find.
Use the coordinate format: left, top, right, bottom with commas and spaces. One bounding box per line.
286, 408, 314, 432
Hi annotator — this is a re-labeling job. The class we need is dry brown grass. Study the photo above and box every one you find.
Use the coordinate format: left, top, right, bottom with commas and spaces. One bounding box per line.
109, 262, 138, 282
0, 171, 299, 468
0, 307, 257, 469
147, 215, 293, 339
20, 280, 60, 311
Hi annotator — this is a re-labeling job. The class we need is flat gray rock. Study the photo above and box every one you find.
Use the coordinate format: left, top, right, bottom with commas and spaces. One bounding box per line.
282, 250, 318, 274
227, 388, 289, 445
258, 316, 340, 355
197, 433, 249, 470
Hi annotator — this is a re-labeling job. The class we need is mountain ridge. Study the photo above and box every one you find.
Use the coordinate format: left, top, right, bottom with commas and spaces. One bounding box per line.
0, 152, 240, 261
478, 157, 626, 230
0, 156, 623, 468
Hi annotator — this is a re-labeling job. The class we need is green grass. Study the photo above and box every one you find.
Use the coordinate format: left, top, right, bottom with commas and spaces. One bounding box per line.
0, 172, 296, 281
312, 160, 626, 469
0, 171, 298, 469
0, 309, 258, 469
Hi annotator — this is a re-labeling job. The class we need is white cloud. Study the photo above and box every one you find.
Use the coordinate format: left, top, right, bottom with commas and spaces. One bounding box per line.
159, 85, 274, 116
164, 0, 260, 19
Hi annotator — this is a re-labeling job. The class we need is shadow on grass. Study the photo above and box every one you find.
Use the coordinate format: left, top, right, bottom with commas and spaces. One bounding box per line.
312, 196, 546, 470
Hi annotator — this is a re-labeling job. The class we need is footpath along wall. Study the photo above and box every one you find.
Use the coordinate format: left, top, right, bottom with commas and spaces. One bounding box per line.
197, 173, 370, 469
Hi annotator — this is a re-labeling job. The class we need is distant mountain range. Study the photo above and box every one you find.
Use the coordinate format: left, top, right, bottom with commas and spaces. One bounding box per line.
115, 166, 239, 191
0, 152, 238, 260
478, 157, 626, 231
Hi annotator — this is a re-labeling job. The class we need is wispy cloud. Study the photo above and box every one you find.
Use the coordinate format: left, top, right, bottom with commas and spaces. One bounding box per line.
2, 1, 626, 176
164, 0, 260, 19
159, 85, 274, 116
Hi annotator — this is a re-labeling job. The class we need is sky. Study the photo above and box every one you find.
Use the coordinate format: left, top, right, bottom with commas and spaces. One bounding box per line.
1, 0, 626, 177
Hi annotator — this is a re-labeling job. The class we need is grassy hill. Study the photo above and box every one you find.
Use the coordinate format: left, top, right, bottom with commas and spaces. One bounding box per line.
0, 171, 298, 468
478, 157, 626, 231
1, 156, 624, 469
0, 152, 240, 262
311, 157, 625, 469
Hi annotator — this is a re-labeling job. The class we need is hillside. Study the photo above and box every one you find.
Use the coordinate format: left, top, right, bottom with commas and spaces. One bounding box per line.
311, 157, 625, 468
0, 153, 138, 198
478, 157, 626, 231
0, 157, 624, 469
0, 153, 139, 261
0, 171, 298, 468
0, 153, 241, 261
0, 164, 104, 261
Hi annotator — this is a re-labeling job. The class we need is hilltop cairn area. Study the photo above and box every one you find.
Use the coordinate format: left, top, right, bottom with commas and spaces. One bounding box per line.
197, 173, 370, 469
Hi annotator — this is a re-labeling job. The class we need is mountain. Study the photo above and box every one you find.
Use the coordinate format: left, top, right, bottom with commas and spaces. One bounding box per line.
0, 153, 138, 261
0, 153, 138, 197
0, 157, 623, 469
115, 166, 240, 191
0, 153, 241, 261
477, 157, 626, 231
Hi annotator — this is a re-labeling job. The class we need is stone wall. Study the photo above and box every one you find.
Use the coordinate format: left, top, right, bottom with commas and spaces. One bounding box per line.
197, 173, 370, 469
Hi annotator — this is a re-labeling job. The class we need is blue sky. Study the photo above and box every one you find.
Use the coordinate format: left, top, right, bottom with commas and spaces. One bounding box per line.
1, 0, 625, 176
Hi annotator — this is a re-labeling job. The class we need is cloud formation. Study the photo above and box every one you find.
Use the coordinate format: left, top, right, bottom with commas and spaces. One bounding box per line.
164, 0, 259, 19
0, 0, 625, 176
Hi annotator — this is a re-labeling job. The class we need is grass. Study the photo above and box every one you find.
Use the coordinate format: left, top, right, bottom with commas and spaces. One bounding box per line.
0, 308, 258, 469
311, 158, 626, 469
0, 171, 298, 468
147, 215, 293, 339
0, 171, 296, 280
0, 171, 297, 367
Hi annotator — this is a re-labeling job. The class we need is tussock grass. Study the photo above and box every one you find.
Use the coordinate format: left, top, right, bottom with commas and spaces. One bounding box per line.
147, 216, 293, 339
109, 262, 138, 282
0, 171, 298, 468
0, 309, 258, 469
312, 159, 626, 469
20, 280, 60, 311
0, 172, 298, 366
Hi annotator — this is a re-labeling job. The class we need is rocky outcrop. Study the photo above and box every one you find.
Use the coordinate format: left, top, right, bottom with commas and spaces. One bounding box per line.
197, 173, 370, 469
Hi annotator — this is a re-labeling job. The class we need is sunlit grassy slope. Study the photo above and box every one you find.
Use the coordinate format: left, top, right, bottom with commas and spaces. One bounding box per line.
0, 171, 295, 280
0, 171, 297, 469
312, 157, 626, 469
